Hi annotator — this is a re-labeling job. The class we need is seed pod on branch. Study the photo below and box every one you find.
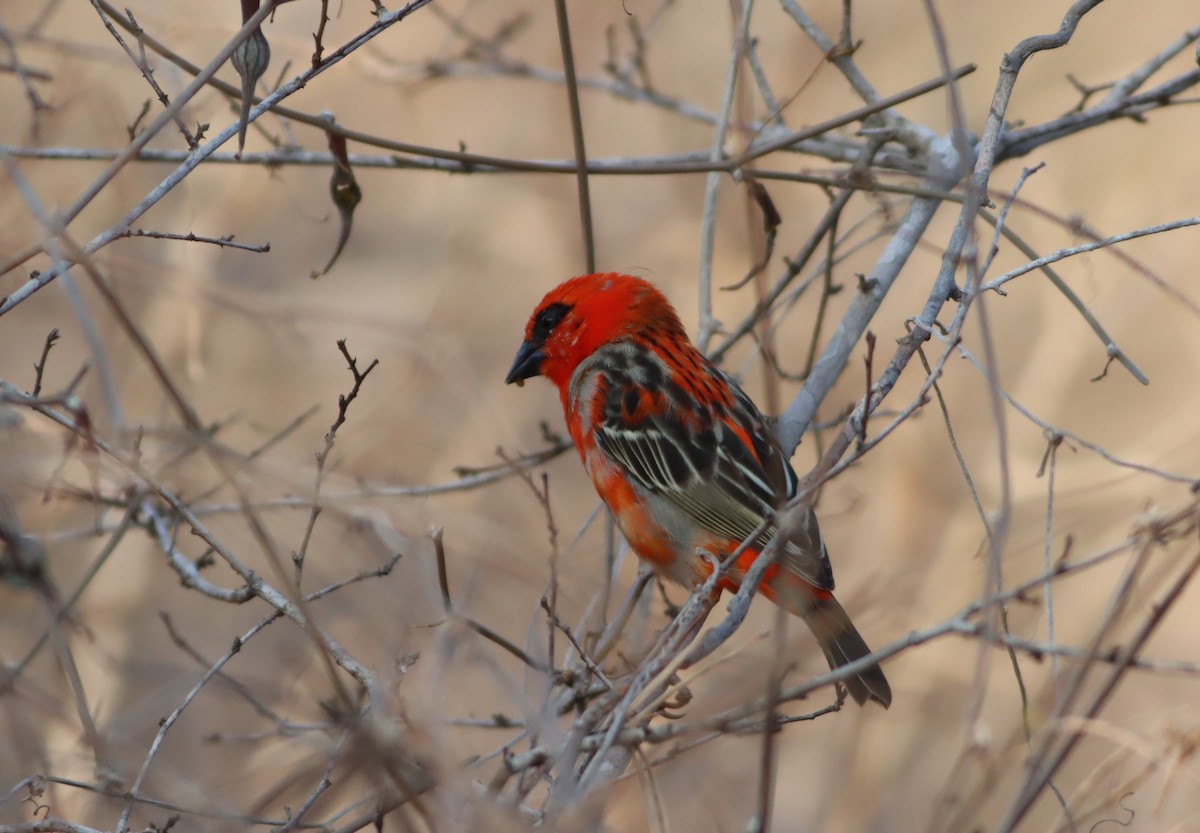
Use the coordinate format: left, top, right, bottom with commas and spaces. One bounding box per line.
231, 0, 271, 156
317, 120, 362, 277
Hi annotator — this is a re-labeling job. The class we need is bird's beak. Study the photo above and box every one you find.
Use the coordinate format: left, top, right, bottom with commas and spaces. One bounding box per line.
505, 340, 545, 386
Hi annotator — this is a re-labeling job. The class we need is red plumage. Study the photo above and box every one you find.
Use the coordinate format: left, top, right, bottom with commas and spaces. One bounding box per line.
507, 273, 890, 708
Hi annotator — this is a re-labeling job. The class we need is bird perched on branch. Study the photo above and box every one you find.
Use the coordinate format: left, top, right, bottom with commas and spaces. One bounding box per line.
506, 273, 890, 708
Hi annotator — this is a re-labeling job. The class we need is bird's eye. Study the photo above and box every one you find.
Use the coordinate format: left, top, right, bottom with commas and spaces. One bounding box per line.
533, 303, 570, 341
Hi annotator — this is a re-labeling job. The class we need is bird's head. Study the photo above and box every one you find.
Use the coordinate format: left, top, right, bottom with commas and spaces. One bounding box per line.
505, 273, 687, 391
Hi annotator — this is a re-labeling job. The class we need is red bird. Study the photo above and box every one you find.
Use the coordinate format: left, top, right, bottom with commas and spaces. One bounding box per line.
506, 273, 890, 707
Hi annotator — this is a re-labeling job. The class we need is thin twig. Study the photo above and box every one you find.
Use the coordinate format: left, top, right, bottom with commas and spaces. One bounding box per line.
696, 0, 755, 350
551, 0, 595, 272
115, 228, 270, 252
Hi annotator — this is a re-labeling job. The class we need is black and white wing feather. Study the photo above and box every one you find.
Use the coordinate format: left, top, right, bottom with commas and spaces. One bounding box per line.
592, 350, 834, 590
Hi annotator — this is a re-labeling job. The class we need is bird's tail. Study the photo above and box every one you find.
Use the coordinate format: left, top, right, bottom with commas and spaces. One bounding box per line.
764, 575, 892, 708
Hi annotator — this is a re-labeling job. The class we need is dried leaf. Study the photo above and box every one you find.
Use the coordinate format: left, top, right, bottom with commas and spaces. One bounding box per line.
723, 177, 781, 291
317, 127, 362, 277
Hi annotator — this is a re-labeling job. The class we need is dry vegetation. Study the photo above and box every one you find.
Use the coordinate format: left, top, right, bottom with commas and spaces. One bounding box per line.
2, 1, 1200, 831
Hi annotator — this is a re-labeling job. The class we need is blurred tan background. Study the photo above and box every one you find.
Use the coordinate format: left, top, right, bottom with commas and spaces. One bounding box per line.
2, 1, 1199, 831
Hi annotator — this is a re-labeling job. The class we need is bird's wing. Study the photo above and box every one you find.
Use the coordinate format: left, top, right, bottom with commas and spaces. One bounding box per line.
594, 362, 834, 590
